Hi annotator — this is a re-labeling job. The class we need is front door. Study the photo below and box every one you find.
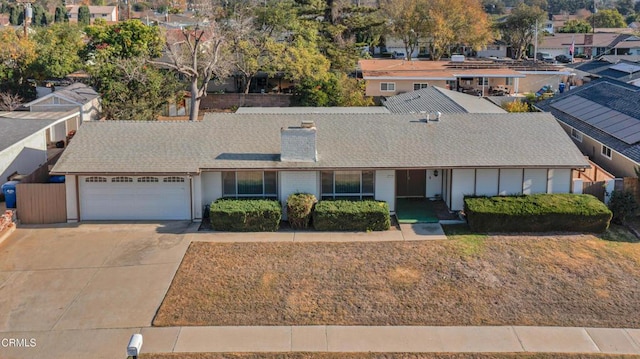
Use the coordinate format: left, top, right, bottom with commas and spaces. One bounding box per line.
396, 170, 426, 197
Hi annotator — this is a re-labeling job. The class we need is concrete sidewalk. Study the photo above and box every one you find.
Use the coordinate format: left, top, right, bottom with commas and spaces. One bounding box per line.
136, 325, 640, 355
187, 223, 447, 242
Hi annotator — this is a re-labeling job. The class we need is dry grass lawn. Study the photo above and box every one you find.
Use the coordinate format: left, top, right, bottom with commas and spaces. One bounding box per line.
140, 353, 638, 359
153, 225, 640, 327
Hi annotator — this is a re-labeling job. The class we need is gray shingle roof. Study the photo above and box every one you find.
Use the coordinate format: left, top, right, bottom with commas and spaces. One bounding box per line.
26, 83, 99, 107
536, 78, 640, 163
382, 87, 506, 114
52, 113, 587, 174
0, 117, 58, 152
236, 107, 390, 114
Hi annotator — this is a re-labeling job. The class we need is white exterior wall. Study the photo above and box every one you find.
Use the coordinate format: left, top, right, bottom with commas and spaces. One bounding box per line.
499, 169, 523, 195
523, 169, 548, 194
548, 168, 572, 193
425, 169, 442, 199
0, 131, 47, 182
375, 170, 396, 213
475, 169, 499, 196
192, 175, 202, 220
451, 169, 476, 211
201, 171, 222, 206
65, 175, 78, 222
52, 122, 67, 142
279, 171, 319, 219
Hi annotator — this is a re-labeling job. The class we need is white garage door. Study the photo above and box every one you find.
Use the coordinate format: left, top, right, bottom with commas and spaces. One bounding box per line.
79, 176, 191, 220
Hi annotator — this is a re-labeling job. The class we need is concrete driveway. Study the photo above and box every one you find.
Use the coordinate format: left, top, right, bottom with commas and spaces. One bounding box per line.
0, 221, 193, 359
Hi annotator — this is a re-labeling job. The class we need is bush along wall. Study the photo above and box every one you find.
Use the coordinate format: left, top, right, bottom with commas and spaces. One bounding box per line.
287, 193, 317, 230
210, 199, 281, 232
312, 200, 390, 231
464, 194, 612, 233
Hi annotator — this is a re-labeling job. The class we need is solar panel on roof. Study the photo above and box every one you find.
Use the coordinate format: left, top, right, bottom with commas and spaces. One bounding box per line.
610, 63, 640, 74
551, 96, 640, 145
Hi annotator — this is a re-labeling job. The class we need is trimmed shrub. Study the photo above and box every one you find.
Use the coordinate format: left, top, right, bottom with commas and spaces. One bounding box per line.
210, 199, 281, 232
312, 200, 390, 231
287, 193, 317, 230
608, 190, 639, 224
464, 194, 612, 233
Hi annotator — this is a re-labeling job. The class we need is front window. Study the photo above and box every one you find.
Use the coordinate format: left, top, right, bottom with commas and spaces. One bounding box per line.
380, 82, 396, 92
222, 171, 277, 198
601, 145, 612, 159
321, 170, 375, 200
477, 77, 488, 86
505, 78, 513, 86
413, 83, 428, 90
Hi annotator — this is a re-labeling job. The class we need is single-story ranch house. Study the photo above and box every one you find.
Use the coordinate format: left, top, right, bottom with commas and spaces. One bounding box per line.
51, 112, 588, 222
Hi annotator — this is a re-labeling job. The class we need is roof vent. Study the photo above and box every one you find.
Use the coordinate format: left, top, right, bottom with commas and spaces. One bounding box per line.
301, 120, 315, 129
429, 111, 441, 122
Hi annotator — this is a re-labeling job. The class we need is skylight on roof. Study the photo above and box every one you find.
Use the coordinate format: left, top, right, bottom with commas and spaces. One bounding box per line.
610, 62, 640, 74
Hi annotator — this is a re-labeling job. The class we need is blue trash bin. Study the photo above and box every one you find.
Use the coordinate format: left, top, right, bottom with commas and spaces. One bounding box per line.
559, 82, 566, 94
1, 181, 20, 208
49, 175, 65, 183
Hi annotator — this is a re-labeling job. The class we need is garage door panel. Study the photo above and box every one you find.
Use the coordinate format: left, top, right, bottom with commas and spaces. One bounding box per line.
79, 176, 190, 220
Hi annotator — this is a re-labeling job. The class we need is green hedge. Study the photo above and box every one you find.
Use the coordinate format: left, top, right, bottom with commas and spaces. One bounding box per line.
210, 199, 281, 232
287, 193, 317, 230
312, 200, 390, 231
464, 194, 612, 233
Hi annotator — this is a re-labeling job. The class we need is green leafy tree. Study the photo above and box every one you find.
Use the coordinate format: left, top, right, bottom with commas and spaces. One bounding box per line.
0, 28, 36, 84
55, 5, 68, 23
616, 0, 634, 16
294, 72, 373, 107
589, 9, 626, 28
28, 23, 84, 81
95, 56, 182, 121
380, 0, 427, 59
78, 5, 90, 26
496, 3, 546, 60
84, 20, 181, 120
9, 5, 22, 25
31, 4, 47, 26
559, 19, 592, 33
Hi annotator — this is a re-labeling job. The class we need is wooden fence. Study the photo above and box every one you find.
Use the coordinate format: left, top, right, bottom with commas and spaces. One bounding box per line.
583, 180, 606, 201
16, 183, 66, 224
622, 177, 640, 203
13, 152, 67, 224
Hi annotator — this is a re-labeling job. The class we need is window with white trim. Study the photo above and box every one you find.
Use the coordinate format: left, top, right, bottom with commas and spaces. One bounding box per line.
85, 176, 106, 183
571, 128, 583, 142
222, 171, 277, 198
505, 78, 513, 86
321, 170, 375, 200
380, 82, 396, 92
477, 77, 488, 86
413, 83, 428, 90
163, 176, 185, 183
137, 176, 159, 183
112, 176, 133, 183
601, 145, 612, 159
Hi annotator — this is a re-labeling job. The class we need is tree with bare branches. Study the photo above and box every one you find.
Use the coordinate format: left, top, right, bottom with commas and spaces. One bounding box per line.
156, 22, 232, 121
0, 92, 23, 111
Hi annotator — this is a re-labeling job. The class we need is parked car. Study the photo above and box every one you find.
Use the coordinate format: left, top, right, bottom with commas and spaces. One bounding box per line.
392, 51, 406, 60
555, 54, 572, 63
536, 52, 555, 63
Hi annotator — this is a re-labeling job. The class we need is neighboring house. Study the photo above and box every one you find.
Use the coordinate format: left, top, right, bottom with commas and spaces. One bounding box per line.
381, 86, 506, 114
0, 110, 81, 182
573, 59, 640, 86
536, 78, 640, 178
235, 107, 390, 114
359, 59, 570, 97
24, 83, 101, 122
476, 41, 509, 59
611, 35, 640, 56
66, 5, 118, 24
537, 33, 627, 59
51, 112, 587, 222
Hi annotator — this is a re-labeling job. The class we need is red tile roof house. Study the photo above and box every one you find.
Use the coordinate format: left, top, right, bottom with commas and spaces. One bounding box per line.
359, 59, 571, 98
51, 112, 587, 222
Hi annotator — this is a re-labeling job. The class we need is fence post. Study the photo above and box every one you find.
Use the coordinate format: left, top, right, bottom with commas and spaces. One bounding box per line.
572, 179, 583, 194
604, 179, 616, 204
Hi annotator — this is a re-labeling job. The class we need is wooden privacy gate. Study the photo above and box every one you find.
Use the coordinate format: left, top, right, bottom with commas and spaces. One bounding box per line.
582, 180, 606, 201
16, 183, 66, 224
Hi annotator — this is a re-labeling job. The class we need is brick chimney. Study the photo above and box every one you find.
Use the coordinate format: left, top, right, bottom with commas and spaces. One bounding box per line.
280, 121, 317, 162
